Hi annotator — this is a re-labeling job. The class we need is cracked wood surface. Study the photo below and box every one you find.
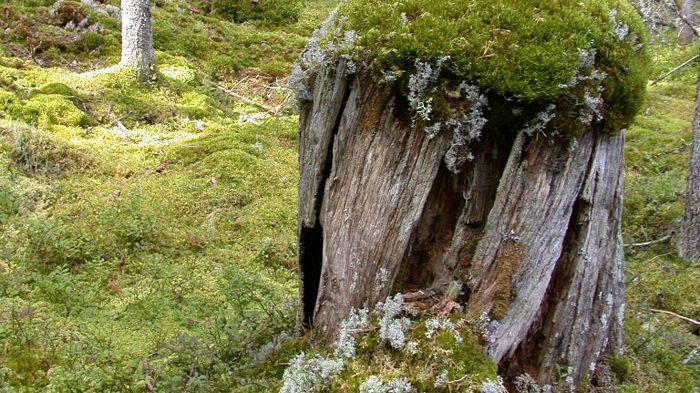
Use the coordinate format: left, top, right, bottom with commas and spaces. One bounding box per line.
297, 62, 628, 385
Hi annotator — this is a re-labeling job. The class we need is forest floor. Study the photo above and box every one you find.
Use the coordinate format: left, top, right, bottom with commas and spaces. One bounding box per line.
0, 0, 698, 392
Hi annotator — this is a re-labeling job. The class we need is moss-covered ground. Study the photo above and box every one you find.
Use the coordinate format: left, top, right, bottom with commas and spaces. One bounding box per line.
621, 42, 700, 392
0, 0, 698, 391
0, 0, 336, 390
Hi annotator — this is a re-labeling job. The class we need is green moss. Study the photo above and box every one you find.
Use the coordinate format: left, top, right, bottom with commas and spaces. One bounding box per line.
0, 88, 16, 109
64, 31, 112, 54
8, 94, 90, 128
0, 56, 25, 69
327, 0, 650, 135
621, 43, 700, 393
0, 0, 692, 391
30, 82, 77, 97
610, 356, 631, 382
177, 91, 224, 119
212, 0, 304, 25
0, 66, 21, 88
328, 316, 498, 392
491, 241, 522, 319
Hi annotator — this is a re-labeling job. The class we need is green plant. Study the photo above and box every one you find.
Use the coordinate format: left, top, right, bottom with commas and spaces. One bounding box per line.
24, 216, 99, 269
301, 0, 650, 137
98, 190, 159, 252
0, 152, 18, 224
1, 125, 92, 175
0, 88, 16, 110
212, 0, 304, 25
610, 356, 631, 382
7, 94, 90, 128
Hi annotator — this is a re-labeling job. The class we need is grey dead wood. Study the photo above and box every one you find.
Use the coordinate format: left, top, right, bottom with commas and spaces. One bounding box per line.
680, 60, 700, 263
679, 0, 697, 45
297, 62, 628, 386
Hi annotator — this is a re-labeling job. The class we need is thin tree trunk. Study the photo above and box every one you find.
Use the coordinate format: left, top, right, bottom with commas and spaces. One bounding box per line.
297, 62, 628, 386
679, 0, 696, 45
120, 0, 155, 81
680, 61, 700, 262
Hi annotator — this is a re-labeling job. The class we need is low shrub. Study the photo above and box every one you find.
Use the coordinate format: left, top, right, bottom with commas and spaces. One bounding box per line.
97, 190, 160, 253
0, 153, 18, 224
0, 88, 16, 110
24, 216, 99, 269
0, 125, 92, 175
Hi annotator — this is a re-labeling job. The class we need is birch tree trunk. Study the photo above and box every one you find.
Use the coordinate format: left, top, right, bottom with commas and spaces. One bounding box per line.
679, 0, 696, 45
120, 0, 155, 81
680, 61, 700, 262
297, 63, 627, 386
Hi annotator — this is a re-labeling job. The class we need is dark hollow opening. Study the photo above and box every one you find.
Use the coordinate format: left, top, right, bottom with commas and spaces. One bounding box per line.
299, 222, 324, 328
298, 72, 351, 328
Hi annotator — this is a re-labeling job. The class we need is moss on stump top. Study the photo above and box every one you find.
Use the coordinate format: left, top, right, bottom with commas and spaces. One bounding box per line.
297, 0, 650, 138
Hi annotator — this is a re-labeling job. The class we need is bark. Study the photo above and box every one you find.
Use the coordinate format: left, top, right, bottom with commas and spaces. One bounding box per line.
680, 60, 700, 262
503, 131, 627, 384
679, 0, 696, 45
120, 0, 155, 81
297, 62, 627, 386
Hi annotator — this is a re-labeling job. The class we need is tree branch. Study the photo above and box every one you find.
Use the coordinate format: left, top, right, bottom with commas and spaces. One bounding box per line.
657, 0, 700, 39
624, 235, 672, 248
649, 308, 700, 327
208, 80, 277, 115
652, 54, 700, 85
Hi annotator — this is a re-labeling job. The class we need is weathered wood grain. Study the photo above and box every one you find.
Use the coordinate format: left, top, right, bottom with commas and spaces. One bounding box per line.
297, 61, 349, 329
312, 74, 452, 339
465, 130, 595, 363
502, 131, 626, 385
297, 61, 628, 386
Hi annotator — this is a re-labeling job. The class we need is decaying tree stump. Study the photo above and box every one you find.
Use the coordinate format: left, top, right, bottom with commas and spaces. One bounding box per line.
293, 1, 649, 386
297, 62, 627, 385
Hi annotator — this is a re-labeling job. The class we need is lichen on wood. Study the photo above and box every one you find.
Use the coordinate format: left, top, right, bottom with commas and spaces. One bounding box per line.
295, 0, 649, 388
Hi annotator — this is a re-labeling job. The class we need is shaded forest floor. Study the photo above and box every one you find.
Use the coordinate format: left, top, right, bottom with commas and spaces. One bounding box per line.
0, 0, 698, 391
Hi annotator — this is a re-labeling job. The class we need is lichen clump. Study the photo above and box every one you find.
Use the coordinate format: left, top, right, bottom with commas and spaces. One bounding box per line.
298, 0, 649, 139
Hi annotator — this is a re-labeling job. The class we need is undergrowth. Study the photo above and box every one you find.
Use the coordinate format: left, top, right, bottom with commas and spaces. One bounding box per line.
0, 0, 332, 390
620, 42, 700, 392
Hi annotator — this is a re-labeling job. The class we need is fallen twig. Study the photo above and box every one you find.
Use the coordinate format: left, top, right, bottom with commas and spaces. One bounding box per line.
624, 235, 672, 248
208, 81, 276, 114
650, 142, 691, 158
651, 54, 700, 85
649, 308, 700, 327
272, 92, 294, 116
684, 345, 700, 364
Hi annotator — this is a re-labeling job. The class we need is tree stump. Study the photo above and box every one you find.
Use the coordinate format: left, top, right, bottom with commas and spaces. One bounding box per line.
294, 1, 648, 386
297, 62, 626, 385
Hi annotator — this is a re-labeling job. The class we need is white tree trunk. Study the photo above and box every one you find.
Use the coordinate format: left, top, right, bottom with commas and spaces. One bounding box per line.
679, 0, 696, 45
680, 61, 700, 262
121, 0, 155, 81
